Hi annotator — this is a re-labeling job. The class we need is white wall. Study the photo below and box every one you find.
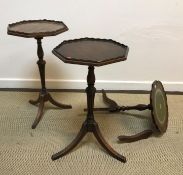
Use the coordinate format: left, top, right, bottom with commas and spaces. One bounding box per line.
0, 0, 183, 91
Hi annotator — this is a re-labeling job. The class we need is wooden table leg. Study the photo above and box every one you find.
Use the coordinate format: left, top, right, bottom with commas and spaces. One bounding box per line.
29, 38, 72, 129
52, 66, 126, 162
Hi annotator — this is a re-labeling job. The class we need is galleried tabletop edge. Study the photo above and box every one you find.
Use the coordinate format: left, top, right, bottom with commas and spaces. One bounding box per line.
52, 37, 129, 66
7, 19, 68, 38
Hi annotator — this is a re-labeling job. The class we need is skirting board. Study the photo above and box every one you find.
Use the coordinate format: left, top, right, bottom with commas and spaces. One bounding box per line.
0, 78, 183, 92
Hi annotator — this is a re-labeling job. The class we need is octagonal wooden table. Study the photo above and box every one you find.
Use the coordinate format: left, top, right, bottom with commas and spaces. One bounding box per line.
7, 20, 72, 129
51, 38, 129, 162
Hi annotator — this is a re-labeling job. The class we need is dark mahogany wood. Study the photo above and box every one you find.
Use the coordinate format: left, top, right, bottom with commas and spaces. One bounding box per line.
52, 66, 126, 162
150, 80, 169, 133
118, 130, 153, 143
53, 38, 128, 66
7, 20, 71, 129
7, 19, 68, 38
92, 81, 168, 143
85, 89, 151, 112
52, 39, 129, 162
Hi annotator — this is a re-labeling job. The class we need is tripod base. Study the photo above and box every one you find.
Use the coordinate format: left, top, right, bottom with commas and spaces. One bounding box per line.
29, 91, 72, 129
51, 120, 126, 163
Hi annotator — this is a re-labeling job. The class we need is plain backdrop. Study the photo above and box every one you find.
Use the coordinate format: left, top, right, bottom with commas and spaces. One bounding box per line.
0, 0, 183, 91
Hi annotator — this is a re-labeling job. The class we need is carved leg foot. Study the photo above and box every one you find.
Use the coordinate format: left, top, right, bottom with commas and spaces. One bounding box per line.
30, 91, 72, 129
29, 95, 41, 105
51, 124, 87, 160
31, 97, 45, 129
93, 123, 126, 162
48, 93, 72, 109
118, 130, 153, 143
102, 89, 119, 109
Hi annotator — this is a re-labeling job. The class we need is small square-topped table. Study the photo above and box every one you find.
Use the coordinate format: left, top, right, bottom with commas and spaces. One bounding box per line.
7, 20, 72, 129
52, 38, 129, 162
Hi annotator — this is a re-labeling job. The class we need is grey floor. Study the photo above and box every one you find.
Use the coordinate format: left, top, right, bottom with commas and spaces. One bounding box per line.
0, 91, 183, 175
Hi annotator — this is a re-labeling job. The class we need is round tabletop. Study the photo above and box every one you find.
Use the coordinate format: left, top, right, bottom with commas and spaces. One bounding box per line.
53, 38, 129, 66
150, 80, 168, 133
7, 19, 68, 38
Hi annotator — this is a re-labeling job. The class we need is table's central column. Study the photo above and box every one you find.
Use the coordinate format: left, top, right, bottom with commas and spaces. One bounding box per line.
36, 37, 46, 92
86, 66, 96, 123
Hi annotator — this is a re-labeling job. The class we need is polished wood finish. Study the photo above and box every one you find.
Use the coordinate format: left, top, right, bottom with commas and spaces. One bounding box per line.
53, 38, 129, 66
118, 130, 153, 143
150, 80, 169, 133
7, 20, 71, 129
30, 91, 71, 129
52, 66, 126, 162
7, 19, 68, 38
85, 89, 151, 112
30, 38, 71, 129
52, 39, 128, 162
93, 81, 168, 143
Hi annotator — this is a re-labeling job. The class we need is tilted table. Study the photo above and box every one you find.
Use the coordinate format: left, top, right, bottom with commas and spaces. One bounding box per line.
52, 38, 129, 162
7, 20, 72, 129
93, 81, 168, 142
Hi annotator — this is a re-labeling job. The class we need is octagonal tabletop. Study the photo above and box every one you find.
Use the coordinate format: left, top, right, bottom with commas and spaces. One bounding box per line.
7, 19, 68, 38
53, 38, 129, 66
